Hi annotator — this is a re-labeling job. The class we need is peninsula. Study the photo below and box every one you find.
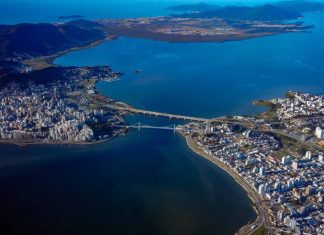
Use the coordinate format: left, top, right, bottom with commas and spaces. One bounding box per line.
176, 92, 324, 234
2, 1, 323, 74
0, 1, 323, 234
58, 15, 84, 20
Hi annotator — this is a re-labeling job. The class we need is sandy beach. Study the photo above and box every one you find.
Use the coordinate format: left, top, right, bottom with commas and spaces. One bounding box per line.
184, 134, 271, 235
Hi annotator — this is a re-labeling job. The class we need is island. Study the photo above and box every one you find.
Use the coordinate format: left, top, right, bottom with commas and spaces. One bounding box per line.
0, 1, 323, 234
1, 61, 324, 233
58, 15, 84, 20
1, 1, 323, 74
0, 0, 322, 142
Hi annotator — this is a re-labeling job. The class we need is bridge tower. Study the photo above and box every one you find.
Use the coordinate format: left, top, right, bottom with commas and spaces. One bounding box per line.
138, 122, 141, 131
173, 124, 176, 133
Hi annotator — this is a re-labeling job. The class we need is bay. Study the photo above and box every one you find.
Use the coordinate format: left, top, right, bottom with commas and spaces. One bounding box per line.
2, 2, 324, 235
0, 121, 256, 235
56, 13, 324, 118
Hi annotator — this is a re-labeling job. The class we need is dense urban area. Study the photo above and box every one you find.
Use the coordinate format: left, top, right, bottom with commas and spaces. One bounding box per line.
98, 16, 311, 42
1, 1, 324, 234
0, 66, 125, 145
1, 65, 323, 234
179, 92, 324, 235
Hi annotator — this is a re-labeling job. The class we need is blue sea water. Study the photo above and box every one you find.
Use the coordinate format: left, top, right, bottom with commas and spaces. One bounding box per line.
0, 0, 295, 24
1, 1, 324, 235
0, 127, 256, 235
56, 12, 324, 118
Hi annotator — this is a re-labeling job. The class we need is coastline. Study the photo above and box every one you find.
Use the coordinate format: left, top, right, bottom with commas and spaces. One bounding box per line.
0, 132, 121, 147
106, 29, 306, 44
0, 6, 323, 235
24, 36, 117, 70
183, 134, 270, 235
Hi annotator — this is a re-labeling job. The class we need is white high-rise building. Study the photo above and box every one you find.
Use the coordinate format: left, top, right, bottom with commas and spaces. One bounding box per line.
284, 216, 291, 226
305, 151, 312, 159
277, 209, 285, 222
319, 155, 324, 163
282, 155, 292, 165
292, 161, 299, 170
315, 127, 324, 139
259, 166, 266, 176
258, 184, 266, 195
290, 218, 297, 230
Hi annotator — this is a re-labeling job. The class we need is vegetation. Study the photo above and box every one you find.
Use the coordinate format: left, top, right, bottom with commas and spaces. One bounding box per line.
166, 3, 220, 12
178, 5, 302, 21
0, 20, 105, 58
253, 100, 275, 108
254, 100, 278, 121
251, 225, 268, 235
274, 133, 314, 157
168, 1, 324, 21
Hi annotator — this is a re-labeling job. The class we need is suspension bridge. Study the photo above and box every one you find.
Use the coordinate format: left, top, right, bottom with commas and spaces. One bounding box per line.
112, 122, 199, 133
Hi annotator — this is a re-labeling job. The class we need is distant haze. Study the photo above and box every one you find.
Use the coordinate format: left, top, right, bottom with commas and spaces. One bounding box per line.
1, 0, 324, 24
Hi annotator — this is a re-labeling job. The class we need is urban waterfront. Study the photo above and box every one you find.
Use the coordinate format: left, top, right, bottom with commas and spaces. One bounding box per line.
55, 12, 324, 118
0, 116, 255, 235
1, 1, 324, 234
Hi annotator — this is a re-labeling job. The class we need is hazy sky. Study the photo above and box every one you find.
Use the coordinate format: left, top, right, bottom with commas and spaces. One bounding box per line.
3, 0, 324, 8
0, 0, 309, 5
1, 0, 324, 24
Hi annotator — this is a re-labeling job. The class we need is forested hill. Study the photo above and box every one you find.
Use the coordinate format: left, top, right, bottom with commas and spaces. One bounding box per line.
0, 20, 105, 58
168, 0, 324, 21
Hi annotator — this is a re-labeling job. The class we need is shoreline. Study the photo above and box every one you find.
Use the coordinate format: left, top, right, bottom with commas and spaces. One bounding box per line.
24, 36, 117, 70
0, 131, 121, 147
183, 134, 270, 235
107, 28, 308, 44
22, 21, 312, 72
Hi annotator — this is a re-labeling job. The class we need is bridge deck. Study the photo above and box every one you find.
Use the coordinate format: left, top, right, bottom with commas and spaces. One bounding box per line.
119, 107, 209, 122
112, 123, 202, 133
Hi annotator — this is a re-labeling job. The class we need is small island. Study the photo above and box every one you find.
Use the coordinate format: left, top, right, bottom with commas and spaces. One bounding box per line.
0, 1, 323, 234
1, 1, 323, 77
58, 15, 84, 20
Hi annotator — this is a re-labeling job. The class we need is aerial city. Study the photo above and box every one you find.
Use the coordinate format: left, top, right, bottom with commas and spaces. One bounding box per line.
0, 0, 324, 234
